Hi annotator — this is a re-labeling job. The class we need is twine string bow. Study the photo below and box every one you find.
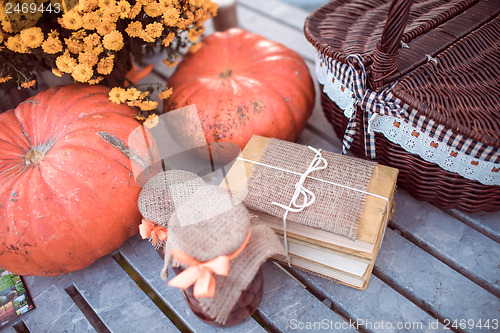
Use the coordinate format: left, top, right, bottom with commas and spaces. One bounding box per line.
168, 230, 251, 298
139, 219, 168, 246
271, 146, 327, 256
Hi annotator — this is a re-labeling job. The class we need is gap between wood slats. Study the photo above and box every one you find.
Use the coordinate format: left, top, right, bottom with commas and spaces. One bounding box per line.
445, 209, 500, 244
110, 252, 191, 333
371, 267, 464, 333
12, 321, 31, 333
64, 285, 111, 333
276, 264, 363, 333
388, 220, 500, 298
251, 310, 280, 333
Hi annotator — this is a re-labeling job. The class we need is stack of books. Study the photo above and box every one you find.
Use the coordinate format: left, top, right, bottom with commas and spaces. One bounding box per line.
221, 135, 398, 290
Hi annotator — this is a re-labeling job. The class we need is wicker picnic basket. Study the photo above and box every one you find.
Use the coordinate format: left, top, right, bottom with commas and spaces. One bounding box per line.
305, 0, 500, 212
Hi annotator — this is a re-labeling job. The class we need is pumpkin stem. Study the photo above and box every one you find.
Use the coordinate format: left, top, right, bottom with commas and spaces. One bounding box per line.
25, 149, 44, 165
220, 68, 232, 78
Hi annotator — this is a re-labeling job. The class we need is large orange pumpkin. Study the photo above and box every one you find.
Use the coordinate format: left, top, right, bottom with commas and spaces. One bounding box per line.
165, 28, 315, 151
0, 84, 149, 276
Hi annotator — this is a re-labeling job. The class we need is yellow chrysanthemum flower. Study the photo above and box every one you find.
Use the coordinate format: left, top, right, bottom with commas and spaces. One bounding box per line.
162, 59, 178, 68
0, 75, 12, 83
97, 54, 115, 75
84, 33, 101, 47
97, 21, 116, 36
88, 76, 104, 85
144, 2, 163, 18
189, 42, 201, 53
77, 0, 99, 13
20, 79, 36, 89
52, 68, 64, 77
82, 12, 100, 30
102, 7, 120, 22
122, 87, 141, 101
60, 11, 82, 30
42, 36, 63, 54
158, 87, 173, 100
109, 87, 127, 104
134, 114, 146, 121
79, 52, 99, 67
187, 26, 204, 43
162, 32, 175, 47
6, 35, 28, 53
128, 2, 142, 19
72, 63, 93, 82
19, 27, 44, 48
145, 22, 163, 39
125, 21, 142, 38
102, 30, 124, 51
98, 0, 116, 8
117, 0, 131, 19
126, 100, 141, 107
143, 113, 160, 127
55, 52, 77, 73
163, 6, 180, 26
65, 38, 84, 54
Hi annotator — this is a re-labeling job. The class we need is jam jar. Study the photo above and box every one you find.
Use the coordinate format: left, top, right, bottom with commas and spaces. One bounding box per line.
172, 265, 264, 327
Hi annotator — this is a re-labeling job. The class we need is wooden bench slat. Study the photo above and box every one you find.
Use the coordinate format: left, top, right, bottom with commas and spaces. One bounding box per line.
447, 209, 500, 243
377, 228, 500, 331
391, 190, 500, 296
239, 0, 310, 33
118, 235, 266, 332
291, 271, 445, 332
70, 255, 180, 332
237, 6, 316, 63
19, 276, 96, 333
258, 262, 353, 332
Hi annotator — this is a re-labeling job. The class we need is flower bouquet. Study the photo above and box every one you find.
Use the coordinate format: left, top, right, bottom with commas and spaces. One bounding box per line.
0, 0, 217, 119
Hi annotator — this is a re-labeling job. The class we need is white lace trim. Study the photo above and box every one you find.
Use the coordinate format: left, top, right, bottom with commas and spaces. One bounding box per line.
316, 57, 500, 186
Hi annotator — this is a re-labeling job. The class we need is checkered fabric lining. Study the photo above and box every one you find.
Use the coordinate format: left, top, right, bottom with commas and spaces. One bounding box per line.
318, 52, 500, 164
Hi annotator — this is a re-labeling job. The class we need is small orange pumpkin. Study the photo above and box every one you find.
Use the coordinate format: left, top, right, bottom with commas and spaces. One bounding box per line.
165, 28, 315, 151
0, 84, 149, 275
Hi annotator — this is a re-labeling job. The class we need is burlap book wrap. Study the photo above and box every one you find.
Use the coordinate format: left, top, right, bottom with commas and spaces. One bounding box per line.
245, 138, 376, 239
161, 185, 286, 324
138, 170, 205, 248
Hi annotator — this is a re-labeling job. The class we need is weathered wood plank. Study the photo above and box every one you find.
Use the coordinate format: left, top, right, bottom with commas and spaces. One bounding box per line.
292, 271, 446, 333
70, 255, 179, 333
239, 0, 310, 33
19, 276, 96, 333
377, 228, 500, 333
447, 209, 500, 243
236, 6, 316, 63
118, 234, 266, 333
391, 190, 500, 297
258, 262, 353, 332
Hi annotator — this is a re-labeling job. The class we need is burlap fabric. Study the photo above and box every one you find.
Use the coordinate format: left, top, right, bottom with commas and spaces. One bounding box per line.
161, 185, 286, 324
244, 138, 376, 240
138, 170, 205, 248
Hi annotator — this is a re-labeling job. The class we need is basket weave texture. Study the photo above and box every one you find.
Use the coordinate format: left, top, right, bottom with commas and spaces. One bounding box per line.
305, 0, 500, 212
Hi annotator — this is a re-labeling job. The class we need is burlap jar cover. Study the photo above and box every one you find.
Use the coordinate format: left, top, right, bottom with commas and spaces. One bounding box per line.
243, 138, 377, 240
137, 170, 205, 249
160, 185, 286, 325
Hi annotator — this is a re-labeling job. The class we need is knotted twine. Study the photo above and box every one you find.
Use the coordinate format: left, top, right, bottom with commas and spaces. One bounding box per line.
161, 185, 286, 324
243, 138, 376, 241
138, 170, 205, 249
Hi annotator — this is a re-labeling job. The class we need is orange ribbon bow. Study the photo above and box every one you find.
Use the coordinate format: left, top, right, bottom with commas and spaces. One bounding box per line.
139, 219, 168, 245
168, 230, 251, 298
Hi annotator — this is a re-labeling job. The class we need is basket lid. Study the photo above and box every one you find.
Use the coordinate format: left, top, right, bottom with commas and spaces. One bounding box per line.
304, 0, 478, 69
392, 15, 500, 152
